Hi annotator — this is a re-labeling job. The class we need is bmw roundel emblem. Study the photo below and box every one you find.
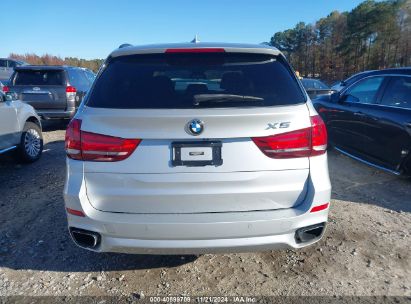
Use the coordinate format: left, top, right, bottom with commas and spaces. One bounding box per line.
187, 119, 204, 136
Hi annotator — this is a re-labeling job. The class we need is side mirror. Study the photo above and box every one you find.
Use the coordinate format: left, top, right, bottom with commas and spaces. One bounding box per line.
330, 91, 340, 103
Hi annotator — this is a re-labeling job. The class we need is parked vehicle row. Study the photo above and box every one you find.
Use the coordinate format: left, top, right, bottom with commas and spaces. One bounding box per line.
1, 44, 409, 257
0, 60, 96, 164
330, 68, 411, 92
314, 68, 411, 175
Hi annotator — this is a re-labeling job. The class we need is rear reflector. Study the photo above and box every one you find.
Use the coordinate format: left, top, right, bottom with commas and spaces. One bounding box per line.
65, 119, 141, 162
252, 115, 327, 159
2, 85, 9, 93
66, 208, 85, 217
165, 48, 225, 53
310, 203, 330, 213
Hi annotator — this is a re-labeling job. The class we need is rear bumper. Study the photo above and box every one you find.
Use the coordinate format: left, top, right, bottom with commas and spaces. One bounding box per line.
66, 209, 328, 254
37, 109, 76, 119
63, 154, 331, 254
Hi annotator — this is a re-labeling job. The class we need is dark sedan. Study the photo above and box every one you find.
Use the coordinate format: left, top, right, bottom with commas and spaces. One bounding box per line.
331, 68, 411, 92
301, 78, 334, 99
314, 68, 411, 176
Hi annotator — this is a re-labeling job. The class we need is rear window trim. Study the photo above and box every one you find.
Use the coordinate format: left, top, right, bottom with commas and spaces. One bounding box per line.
86, 52, 307, 109
11, 69, 68, 86
84, 100, 308, 111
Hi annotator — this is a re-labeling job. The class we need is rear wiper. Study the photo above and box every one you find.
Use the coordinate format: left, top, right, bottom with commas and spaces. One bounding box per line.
193, 94, 263, 105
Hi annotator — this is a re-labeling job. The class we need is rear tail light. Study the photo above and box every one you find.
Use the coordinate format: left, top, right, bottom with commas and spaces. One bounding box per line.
66, 86, 76, 93
252, 115, 327, 159
65, 119, 141, 162
2, 85, 9, 93
66, 86, 77, 102
252, 128, 311, 159
65, 119, 82, 160
310, 115, 328, 156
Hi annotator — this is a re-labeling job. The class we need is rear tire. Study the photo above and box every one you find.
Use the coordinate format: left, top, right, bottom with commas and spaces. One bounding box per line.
400, 157, 411, 178
17, 122, 43, 163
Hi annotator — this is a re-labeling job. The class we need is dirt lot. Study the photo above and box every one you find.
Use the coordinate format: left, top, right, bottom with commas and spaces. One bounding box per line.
0, 121, 410, 300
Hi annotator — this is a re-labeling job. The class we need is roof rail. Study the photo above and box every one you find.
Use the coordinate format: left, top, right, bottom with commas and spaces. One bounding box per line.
119, 43, 132, 49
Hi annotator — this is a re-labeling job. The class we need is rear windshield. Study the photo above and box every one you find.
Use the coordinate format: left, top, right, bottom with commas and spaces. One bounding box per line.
13, 70, 65, 86
87, 53, 305, 109
301, 79, 329, 90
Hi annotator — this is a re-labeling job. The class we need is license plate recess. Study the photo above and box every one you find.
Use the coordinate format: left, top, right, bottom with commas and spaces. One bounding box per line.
172, 141, 223, 167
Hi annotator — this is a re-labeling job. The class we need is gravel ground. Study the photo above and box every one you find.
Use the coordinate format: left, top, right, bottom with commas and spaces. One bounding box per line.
0, 121, 410, 300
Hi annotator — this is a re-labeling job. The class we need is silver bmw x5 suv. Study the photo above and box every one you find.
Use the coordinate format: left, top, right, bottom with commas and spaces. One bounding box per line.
64, 43, 331, 254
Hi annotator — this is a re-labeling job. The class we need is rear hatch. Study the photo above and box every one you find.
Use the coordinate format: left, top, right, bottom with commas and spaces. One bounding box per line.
72, 51, 313, 214
10, 67, 67, 110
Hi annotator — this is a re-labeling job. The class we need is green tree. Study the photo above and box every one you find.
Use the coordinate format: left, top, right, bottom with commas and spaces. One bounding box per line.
270, 0, 411, 83
9, 53, 104, 72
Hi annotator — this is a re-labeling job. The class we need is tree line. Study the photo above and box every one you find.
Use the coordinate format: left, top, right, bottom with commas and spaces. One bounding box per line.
8, 0, 411, 81
269, 0, 411, 83
8, 53, 104, 73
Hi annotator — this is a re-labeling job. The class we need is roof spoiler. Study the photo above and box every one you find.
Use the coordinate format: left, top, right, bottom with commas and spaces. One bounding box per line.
15, 65, 65, 70
118, 43, 133, 49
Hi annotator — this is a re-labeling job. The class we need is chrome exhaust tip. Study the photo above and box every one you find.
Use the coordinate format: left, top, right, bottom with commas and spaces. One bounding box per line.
295, 223, 326, 244
69, 227, 101, 249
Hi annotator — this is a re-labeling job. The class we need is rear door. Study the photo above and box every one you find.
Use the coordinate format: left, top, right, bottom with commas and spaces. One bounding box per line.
366, 76, 411, 171
79, 52, 312, 214
334, 76, 385, 155
10, 69, 67, 110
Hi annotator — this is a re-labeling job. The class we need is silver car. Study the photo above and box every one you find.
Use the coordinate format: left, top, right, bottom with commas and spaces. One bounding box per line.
0, 91, 43, 162
64, 43, 331, 254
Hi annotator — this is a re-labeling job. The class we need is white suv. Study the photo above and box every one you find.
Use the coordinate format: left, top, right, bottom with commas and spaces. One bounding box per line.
0, 92, 43, 162
64, 43, 331, 254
